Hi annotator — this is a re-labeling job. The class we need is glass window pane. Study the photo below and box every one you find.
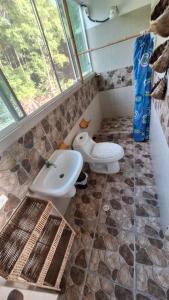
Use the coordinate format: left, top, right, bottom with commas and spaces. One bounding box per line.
34, 0, 77, 91
0, 96, 15, 131
57, 0, 79, 79
66, 0, 92, 76
0, 0, 60, 115
0, 70, 25, 119
0, 69, 25, 132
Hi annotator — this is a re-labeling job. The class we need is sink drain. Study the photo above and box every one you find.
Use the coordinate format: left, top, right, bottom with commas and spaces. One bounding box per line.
59, 174, 64, 179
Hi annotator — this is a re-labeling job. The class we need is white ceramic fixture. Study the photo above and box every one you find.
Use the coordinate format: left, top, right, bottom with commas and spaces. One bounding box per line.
30, 150, 83, 199
73, 132, 124, 174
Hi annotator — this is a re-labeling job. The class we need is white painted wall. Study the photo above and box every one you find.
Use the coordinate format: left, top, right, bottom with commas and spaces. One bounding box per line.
86, 6, 151, 72
149, 0, 169, 230
82, 0, 151, 30
99, 86, 134, 118
151, 0, 159, 9
150, 104, 169, 230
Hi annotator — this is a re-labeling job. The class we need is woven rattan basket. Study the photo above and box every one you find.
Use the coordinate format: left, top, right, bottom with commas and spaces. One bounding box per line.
0, 196, 75, 292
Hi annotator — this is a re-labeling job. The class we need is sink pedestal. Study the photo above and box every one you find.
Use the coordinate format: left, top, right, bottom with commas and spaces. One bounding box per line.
66, 186, 76, 198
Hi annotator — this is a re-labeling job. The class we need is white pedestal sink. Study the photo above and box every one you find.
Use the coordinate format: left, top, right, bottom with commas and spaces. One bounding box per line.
29, 150, 83, 213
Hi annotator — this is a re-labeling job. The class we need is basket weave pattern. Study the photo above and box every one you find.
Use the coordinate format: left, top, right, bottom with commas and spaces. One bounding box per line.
0, 196, 75, 292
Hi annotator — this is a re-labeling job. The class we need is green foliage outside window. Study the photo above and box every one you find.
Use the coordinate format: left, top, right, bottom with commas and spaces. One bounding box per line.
0, 0, 76, 114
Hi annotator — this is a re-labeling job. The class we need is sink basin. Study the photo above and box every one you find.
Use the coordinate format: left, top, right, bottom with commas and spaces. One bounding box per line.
30, 150, 83, 198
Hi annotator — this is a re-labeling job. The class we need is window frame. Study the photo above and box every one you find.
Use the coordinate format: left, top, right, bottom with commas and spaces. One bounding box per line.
0, 0, 93, 146
78, 4, 93, 75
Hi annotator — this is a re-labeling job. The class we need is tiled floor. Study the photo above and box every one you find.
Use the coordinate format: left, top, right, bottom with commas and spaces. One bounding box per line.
59, 117, 169, 300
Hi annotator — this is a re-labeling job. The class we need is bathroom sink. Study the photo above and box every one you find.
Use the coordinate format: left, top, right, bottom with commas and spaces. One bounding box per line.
30, 150, 83, 198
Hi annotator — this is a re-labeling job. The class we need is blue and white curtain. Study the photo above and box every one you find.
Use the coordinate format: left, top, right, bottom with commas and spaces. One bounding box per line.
133, 33, 154, 142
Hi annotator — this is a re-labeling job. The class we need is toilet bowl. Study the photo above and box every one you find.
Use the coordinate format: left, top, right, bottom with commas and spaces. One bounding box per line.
73, 132, 124, 174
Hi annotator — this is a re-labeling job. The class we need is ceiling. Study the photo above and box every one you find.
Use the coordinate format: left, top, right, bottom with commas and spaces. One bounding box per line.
75, 0, 151, 16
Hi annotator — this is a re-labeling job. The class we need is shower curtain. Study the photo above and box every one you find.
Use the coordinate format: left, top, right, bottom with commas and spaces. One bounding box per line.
133, 33, 154, 142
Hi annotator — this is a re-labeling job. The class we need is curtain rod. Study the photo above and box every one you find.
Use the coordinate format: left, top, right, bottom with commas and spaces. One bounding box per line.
78, 29, 151, 56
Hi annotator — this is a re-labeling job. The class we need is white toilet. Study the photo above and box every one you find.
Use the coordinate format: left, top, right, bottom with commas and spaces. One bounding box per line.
73, 132, 124, 174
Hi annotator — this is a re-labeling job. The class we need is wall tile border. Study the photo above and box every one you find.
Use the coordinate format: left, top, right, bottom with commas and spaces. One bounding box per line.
98, 66, 133, 91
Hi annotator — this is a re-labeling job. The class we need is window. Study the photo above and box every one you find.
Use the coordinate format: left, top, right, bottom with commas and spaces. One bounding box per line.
0, 70, 25, 131
33, 0, 77, 91
66, 0, 92, 76
0, 0, 60, 115
0, 0, 92, 134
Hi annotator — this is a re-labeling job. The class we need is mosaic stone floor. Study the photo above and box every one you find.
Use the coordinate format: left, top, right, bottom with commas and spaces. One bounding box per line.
59, 117, 169, 300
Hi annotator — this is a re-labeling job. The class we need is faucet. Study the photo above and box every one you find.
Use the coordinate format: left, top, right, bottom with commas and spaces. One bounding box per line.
44, 160, 57, 168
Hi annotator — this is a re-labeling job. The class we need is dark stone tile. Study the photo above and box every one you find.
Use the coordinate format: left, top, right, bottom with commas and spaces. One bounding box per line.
115, 285, 133, 300
136, 206, 149, 217
81, 194, 90, 204
122, 196, 134, 205
112, 269, 118, 281
17, 167, 29, 185
75, 249, 87, 269
44, 137, 52, 152
145, 225, 159, 237
136, 248, 153, 265
124, 178, 134, 188
22, 159, 31, 173
94, 236, 106, 250
106, 216, 117, 227
55, 120, 61, 131
119, 244, 134, 266
70, 266, 85, 286
146, 199, 158, 207
107, 227, 119, 236
129, 243, 134, 251
98, 261, 111, 278
7, 290, 24, 300
110, 199, 122, 210
41, 118, 50, 133
148, 279, 166, 300
24, 131, 34, 149
148, 238, 163, 249
95, 289, 109, 300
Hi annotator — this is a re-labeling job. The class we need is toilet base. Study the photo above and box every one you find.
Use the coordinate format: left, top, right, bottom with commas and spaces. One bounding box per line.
90, 161, 120, 174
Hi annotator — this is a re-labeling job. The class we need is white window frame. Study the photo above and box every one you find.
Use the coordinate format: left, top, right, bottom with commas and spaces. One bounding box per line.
79, 4, 93, 75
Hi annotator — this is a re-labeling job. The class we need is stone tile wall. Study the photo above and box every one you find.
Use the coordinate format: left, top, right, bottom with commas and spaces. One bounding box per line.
0, 76, 99, 230
98, 66, 133, 91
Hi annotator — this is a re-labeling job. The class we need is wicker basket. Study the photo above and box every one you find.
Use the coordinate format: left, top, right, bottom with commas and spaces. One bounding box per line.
0, 196, 75, 292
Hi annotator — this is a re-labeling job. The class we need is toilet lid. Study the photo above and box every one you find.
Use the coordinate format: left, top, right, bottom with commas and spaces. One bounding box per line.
92, 143, 123, 159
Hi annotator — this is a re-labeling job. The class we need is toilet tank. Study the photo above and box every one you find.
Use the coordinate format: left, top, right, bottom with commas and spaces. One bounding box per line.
73, 132, 94, 155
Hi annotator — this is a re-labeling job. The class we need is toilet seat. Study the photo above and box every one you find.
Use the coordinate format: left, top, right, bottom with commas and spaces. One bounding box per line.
92, 142, 123, 160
